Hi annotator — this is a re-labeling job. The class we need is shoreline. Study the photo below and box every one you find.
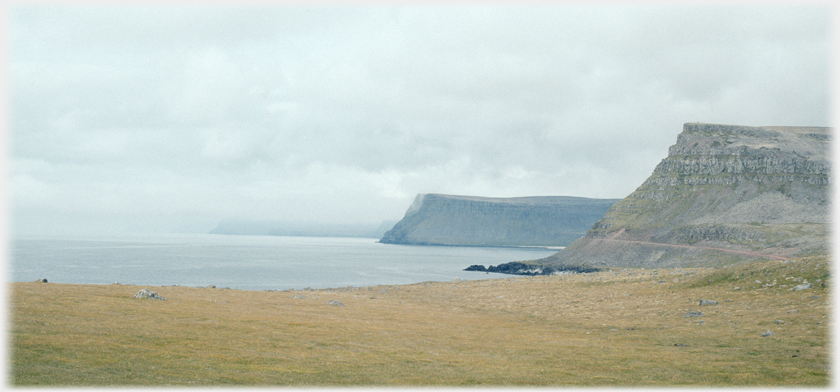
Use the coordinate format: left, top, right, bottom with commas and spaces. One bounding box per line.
13, 269, 526, 293
11, 235, 558, 292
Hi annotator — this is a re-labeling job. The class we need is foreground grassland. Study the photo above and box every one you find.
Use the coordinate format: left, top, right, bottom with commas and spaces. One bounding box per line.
11, 255, 830, 386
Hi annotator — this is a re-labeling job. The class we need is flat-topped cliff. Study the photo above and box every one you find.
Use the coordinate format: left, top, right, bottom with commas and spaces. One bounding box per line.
380, 194, 620, 247
526, 123, 831, 271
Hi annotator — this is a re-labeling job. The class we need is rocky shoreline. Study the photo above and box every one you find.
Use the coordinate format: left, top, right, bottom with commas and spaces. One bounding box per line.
464, 262, 598, 276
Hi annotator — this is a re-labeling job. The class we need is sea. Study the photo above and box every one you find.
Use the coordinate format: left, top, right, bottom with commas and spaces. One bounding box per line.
8, 233, 560, 291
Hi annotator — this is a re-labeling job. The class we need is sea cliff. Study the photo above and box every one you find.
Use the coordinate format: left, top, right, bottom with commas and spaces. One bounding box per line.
485, 123, 831, 274
380, 194, 619, 247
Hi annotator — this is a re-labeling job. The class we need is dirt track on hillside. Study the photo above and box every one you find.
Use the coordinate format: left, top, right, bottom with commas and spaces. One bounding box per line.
590, 237, 788, 261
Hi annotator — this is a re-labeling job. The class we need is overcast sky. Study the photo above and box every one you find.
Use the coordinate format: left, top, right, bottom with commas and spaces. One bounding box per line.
6, 4, 832, 236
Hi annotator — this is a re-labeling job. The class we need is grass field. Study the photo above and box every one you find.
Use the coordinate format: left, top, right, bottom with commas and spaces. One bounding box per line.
10, 255, 831, 386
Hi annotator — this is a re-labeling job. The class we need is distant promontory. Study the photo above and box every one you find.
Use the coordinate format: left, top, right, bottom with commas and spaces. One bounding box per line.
379, 194, 620, 247
210, 220, 397, 239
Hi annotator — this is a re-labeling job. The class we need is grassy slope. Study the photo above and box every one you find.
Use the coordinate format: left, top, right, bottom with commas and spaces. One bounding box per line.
10, 255, 830, 386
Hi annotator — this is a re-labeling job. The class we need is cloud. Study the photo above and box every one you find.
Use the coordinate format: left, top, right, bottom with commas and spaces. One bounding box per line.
7, 4, 831, 235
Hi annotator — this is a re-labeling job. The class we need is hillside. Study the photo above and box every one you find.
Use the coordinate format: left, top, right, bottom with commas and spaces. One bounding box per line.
502, 123, 830, 272
379, 194, 619, 247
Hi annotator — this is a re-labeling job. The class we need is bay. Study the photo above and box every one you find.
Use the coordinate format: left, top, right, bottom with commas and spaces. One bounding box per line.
9, 233, 560, 291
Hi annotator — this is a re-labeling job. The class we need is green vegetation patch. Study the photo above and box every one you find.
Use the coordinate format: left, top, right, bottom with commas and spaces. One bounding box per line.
683, 255, 829, 290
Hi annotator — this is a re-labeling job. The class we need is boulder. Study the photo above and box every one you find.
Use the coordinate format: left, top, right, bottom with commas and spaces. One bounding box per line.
684, 310, 704, 318
761, 330, 776, 337
793, 283, 813, 291
699, 299, 718, 306
133, 288, 166, 300
34, 278, 48, 283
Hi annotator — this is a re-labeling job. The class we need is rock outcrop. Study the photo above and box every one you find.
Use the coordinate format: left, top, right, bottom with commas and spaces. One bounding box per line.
502, 123, 830, 272
133, 289, 166, 300
464, 262, 597, 275
380, 194, 620, 247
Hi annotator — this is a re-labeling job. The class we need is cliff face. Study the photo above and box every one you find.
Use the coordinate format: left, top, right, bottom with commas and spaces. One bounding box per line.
380, 194, 620, 247
536, 123, 831, 269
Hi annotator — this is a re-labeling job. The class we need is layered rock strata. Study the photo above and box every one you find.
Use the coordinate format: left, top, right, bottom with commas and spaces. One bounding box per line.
380, 194, 620, 247
503, 123, 831, 273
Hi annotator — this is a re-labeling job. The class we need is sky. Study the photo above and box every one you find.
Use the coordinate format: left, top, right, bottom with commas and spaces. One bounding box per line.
5, 3, 833, 236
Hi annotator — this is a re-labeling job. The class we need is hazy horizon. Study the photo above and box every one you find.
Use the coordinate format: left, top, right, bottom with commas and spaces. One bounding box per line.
7, 4, 832, 237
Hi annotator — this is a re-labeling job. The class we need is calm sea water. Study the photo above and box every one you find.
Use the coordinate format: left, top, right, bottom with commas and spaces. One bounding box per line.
9, 233, 560, 291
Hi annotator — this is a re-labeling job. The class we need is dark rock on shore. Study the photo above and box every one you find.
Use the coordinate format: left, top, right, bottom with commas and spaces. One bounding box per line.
464, 265, 488, 272
464, 262, 598, 276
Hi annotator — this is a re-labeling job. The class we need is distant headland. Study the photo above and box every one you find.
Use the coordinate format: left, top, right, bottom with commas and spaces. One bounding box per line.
380, 194, 620, 247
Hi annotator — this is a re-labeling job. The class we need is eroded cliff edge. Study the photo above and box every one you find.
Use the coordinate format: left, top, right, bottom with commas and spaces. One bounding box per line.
492, 123, 831, 273
380, 194, 620, 247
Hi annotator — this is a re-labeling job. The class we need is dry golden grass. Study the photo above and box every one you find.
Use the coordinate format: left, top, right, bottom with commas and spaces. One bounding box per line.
10, 255, 830, 386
